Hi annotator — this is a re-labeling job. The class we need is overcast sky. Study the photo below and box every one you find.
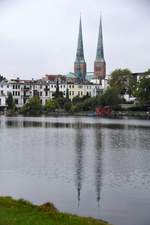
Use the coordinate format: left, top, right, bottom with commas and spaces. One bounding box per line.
0, 0, 149, 79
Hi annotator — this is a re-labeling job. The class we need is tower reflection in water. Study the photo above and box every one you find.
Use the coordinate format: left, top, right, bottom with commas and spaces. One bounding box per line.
74, 127, 85, 207
95, 128, 103, 207
74, 126, 104, 208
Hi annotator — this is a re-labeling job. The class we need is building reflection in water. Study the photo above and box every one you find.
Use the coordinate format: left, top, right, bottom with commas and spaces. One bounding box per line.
94, 128, 103, 207
74, 128, 85, 207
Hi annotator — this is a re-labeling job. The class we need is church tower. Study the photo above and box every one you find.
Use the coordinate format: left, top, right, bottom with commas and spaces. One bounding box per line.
94, 16, 106, 79
74, 17, 86, 82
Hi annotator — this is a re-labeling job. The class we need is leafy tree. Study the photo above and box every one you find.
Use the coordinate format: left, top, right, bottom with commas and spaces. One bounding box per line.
66, 88, 69, 100
21, 96, 42, 115
144, 69, 150, 75
45, 99, 59, 112
72, 93, 90, 105
134, 76, 150, 106
64, 102, 72, 112
97, 87, 121, 108
6, 92, 15, 110
109, 69, 134, 96
0, 75, 6, 82
53, 80, 63, 98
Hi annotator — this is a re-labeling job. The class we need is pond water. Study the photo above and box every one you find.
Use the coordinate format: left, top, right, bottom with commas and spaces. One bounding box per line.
0, 116, 150, 225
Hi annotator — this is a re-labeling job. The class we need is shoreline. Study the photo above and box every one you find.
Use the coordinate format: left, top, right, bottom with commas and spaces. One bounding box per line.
0, 111, 150, 120
0, 196, 111, 225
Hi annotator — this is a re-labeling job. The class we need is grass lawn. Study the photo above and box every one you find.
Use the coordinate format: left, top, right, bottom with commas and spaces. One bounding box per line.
0, 197, 112, 225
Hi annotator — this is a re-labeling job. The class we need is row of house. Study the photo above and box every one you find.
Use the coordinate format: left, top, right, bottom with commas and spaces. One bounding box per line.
0, 75, 106, 109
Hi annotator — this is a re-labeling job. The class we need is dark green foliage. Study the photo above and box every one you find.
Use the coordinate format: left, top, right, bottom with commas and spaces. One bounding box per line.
109, 68, 135, 95
53, 80, 63, 98
6, 92, 15, 110
66, 88, 69, 100
64, 102, 72, 112
45, 99, 59, 112
125, 105, 149, 112
20, 96, 42, 115
134, 75, 150, 106
144, 69, 150, 75
98, 87, 121, 108
71, 88, 121, 112
71, 96, 97, 112
0, 75, 6, 82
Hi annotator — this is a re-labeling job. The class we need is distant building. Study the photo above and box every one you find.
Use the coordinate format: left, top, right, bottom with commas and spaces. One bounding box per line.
132, 72, 150, 82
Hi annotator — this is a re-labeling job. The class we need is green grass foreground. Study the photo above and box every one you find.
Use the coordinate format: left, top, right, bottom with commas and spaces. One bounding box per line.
0, 197, 112, 225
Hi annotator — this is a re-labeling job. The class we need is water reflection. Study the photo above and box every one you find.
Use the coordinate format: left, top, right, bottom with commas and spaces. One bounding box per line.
0, 116, 150, 225
94, 129, 103, 207
4, 119, 150, 130
74, 128, 84, 207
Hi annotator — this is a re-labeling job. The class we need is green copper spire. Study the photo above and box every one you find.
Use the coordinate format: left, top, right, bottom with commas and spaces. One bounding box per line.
96, 16, 105, 62
75, 17, 85, 62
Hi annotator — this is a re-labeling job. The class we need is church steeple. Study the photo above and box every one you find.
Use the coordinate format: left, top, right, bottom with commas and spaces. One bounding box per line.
75, 17, 85, 62
94, 16, 106, 79
74, 17, 86, 82
96, 16, 104, 61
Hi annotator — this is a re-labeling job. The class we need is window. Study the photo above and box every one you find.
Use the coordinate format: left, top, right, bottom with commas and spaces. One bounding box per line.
45, 91, 48, 96
0, 99, 1, 105
69, 91, 71, 96
72, 85, 74, 88
40, 91, 42, 96
1, 90, 3, 95
72, 91, 74, 96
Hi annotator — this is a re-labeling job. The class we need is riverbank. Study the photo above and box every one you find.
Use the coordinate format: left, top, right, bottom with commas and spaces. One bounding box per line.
0, 197, 111, 225
1, 111, 150, 120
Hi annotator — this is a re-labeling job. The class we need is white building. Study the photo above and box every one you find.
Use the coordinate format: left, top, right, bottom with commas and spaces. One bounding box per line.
0, 74, 106, 109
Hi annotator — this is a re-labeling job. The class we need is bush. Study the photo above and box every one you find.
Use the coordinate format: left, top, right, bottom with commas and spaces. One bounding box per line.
20, 96, 42, 115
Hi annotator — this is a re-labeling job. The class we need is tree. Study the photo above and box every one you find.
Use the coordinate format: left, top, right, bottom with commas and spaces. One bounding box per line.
53, 80, 63, 99
45, 99, 59, 112
0, 75, 6, 82
109, 69, 134, 96
21, 96, 42, 115
97, 87, 121, 108
144, 69, 150, 75
134, 76, 150, 106
6, 92, 15, 110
